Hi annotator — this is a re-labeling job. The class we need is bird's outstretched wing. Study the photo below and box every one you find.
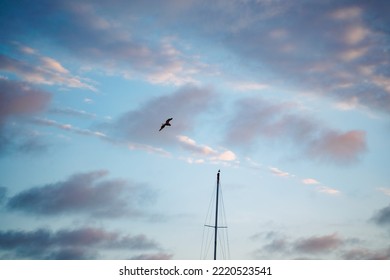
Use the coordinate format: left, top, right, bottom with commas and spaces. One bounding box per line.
159, 124, 165, 131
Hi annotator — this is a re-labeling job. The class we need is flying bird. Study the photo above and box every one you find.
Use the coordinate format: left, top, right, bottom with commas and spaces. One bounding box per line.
159, 117, 173, 131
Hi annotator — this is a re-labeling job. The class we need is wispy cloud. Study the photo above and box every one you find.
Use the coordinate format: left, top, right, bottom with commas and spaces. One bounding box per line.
302, 178, 320, 185
128, 0, 390, 114
315, 186, 340, 195
269, 167, 292, 178
1, 2, 212, 86
302, 178, 340, 195
31, 117, 107, 140
0, 53, 96, 91
49, 107, 97, 119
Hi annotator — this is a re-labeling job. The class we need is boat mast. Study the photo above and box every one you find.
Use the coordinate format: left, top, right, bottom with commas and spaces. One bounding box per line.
213, 170, 220, 260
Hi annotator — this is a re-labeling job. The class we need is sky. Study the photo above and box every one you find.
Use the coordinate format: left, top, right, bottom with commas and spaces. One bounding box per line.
0, 0, 389, 260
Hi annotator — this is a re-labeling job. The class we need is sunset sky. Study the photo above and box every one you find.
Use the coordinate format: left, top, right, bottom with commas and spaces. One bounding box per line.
0, 0, 389, 260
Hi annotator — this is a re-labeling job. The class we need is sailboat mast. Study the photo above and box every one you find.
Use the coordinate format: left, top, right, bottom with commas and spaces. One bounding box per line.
213, 170, 220, 260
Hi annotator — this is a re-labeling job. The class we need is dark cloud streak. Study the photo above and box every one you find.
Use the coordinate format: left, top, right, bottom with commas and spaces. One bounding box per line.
7, 170, 155, 218
0, 227, 160, 259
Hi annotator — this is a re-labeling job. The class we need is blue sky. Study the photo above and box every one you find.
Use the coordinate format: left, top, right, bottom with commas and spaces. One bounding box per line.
0, 0, 389, 260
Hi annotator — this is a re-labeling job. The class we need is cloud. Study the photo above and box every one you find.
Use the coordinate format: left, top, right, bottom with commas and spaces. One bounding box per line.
0, 227, 160, 259
177, 135, 237, 163
294, 233, 343, 254
0, 53, 96, 91
7, 170, 155, 218
307, 130, 367, 164
0, 1, 211, 86
125, 0, 390, 114
31, 117, 107, 139
49, 107, 97, 119
341, 247, 390, 260
0, 78, 51, 122
111, 85, 216, 145
225, 96, 367, 164
371, 204, 390, 227
315, 186, 340, 195
0, 78, 51, 154
256, 231, 350, 259
269, 167, 291, 178
129, 253, 174, 260
302, 178, 320, 185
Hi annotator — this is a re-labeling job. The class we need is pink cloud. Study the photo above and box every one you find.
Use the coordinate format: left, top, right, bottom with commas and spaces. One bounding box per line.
294, 233, 343, 254
308, 130, 367, 164
269, 167, 291, 177
0, 78, 51, 120
226, 97, 367, 164
302, 178, 320, 185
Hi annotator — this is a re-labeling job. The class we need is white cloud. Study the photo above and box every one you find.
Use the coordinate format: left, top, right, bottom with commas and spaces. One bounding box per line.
40, 56, 69, 74
316, 186, 340, 195
0, 52, 96, 91
269, 167, 291, 177
177, 135, 237, 164
215, 150, 236, 161
177, 135, 216, 156
302, 178, 320, 185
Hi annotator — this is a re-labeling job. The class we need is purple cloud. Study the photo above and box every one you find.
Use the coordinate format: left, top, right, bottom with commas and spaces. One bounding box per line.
0, 227, 160, 259
294, 233, 343, 254
342, 247, 390, 260
0, 78, 52, 154
7, 170, 155, 218
0, 78, 51, 122
252, 231, 377, 259
129, 253, 174, 260
225, 96, 367, 164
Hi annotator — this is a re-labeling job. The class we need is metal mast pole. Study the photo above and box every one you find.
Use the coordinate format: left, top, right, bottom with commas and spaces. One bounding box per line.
213, 170, 220, 260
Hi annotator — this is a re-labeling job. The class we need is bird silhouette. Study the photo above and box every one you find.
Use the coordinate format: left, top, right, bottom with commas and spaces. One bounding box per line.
159, 118, 173, 131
